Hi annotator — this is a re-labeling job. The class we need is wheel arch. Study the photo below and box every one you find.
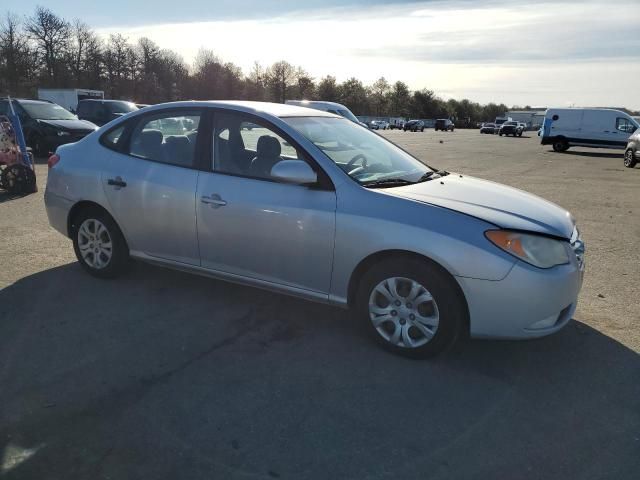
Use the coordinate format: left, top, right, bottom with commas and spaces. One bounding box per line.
346, 249, 470, 334
67, 201, 128, 252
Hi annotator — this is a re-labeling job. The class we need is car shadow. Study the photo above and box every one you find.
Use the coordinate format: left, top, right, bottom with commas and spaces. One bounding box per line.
1, 262, 638, 479
555, 150, 622, 159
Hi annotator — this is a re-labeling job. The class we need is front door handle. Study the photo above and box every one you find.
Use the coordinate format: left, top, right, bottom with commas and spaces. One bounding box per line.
201, 194, 227, 208
107, 177, 127, 188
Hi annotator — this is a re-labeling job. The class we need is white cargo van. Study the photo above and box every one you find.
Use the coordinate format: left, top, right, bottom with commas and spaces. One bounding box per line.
286, 100, 368, 128
541, 108, 639, 152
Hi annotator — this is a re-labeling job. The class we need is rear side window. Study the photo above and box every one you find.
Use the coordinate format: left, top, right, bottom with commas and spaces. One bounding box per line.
128, 111, 200, 168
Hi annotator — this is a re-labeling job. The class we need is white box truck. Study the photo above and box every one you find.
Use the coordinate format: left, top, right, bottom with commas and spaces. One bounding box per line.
541, 108, 639, 152
37, 88, 104, 113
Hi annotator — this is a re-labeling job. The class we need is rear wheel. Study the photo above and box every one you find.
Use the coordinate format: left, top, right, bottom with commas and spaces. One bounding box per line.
552, 139, 569, 152
71, 208, 130, 278
624, 149, 637, 168
355, 257, 465, 358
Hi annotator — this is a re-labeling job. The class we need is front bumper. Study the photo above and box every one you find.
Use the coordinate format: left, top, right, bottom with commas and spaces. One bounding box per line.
457, 239, 585, 339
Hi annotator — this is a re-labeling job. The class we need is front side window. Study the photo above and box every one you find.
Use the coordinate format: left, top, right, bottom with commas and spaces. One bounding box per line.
213, 112, 307, 181
129, 111, 200, 168
616, 117, 637, 134
284, 116, 434, 186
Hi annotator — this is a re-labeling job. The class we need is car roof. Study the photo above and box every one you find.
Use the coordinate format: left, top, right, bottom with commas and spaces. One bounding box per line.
139, 100, 339, 118
1, 98, 51, 105
79, 99, 132, 103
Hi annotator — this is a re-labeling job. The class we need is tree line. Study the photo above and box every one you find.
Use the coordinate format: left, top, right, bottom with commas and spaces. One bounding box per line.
0, 6, 516, 123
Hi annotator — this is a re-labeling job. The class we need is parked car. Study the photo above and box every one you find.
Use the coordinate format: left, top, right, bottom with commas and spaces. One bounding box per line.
480, 123, 498, 134
404, 120, 424, 132
499, 121, 523, 137
517, 122, 527, 132
285, 100, 368, 128
77, 100, 138, 126
369, 120, 389, 130
541, 108, 639, 152
135, 103, 151, 109
45, 101, 585, 358
0, 98, 97, 156
435, 119, 455, 131
388, 120, 405, 130
624, 129, 639, 168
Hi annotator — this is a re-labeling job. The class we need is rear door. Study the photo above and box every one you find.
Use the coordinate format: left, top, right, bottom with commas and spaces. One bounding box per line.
100, 108, 202, 265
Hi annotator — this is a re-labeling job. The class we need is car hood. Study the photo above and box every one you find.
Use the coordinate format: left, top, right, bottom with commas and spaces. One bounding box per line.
38, 118, 98, 131
384, 174, 574, 239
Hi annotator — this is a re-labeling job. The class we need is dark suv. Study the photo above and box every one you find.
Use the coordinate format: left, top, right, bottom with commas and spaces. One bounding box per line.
403, 120, 425, 132
435, 119, 455, 131
0, 98, 98, 156
77, 99, 138, 126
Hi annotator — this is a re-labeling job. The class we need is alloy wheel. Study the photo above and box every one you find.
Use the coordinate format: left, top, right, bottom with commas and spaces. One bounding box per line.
368, 277, 439, 348
77, 218, 113, 269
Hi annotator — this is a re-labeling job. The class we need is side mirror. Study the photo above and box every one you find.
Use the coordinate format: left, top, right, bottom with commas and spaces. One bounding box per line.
271, 160, 318, 186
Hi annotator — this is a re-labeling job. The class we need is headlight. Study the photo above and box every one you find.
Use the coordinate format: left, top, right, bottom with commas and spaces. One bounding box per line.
485, 230, 570, 269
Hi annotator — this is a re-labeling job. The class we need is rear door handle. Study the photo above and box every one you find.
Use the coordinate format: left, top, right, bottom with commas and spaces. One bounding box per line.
107, 177, 127, 188
201, 194, 227, 208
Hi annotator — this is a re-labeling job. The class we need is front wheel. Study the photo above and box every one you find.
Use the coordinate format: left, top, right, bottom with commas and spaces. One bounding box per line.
552, 139, 569, 152
71, 208, 130, 278
624, 149, 637, 168
356, 257, 466, 358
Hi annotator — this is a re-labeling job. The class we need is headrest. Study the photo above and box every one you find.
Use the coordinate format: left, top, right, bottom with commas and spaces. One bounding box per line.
138, 129, 163, 145
256, 135, 281, 158
165, 135, 190, 145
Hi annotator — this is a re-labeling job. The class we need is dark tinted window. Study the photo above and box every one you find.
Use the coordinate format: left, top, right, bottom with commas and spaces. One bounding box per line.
106, 101, 138, 114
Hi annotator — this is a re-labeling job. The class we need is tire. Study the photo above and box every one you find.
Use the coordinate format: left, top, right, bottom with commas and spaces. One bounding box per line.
71, 207, 130, 278
421, 127, 424, 132
552, 139, 569, 152
1, 164, 37, 194
624, 149, 637, 168
499, 132, 503, 136
518, 131, 522, 137
355, 257, 466, 358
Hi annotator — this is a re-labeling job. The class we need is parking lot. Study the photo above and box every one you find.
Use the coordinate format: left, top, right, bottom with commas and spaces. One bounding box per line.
1, 129, 638, 479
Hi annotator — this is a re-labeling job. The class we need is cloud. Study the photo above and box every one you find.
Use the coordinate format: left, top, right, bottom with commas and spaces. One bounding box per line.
94, 0, 640, 109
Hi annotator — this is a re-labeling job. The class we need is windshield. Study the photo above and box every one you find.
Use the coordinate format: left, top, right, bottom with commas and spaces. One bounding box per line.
336, 108, 360, 123
106, 101, 138, 114
22, 103, 76, 120
284, 116, 433, 185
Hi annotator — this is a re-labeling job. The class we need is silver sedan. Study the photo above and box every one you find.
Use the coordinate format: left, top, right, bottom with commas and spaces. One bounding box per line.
44, 101, 585, 357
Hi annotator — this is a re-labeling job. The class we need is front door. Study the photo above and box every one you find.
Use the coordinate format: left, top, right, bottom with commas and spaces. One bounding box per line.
196, 111, 337, 294
100, 109, 202, 265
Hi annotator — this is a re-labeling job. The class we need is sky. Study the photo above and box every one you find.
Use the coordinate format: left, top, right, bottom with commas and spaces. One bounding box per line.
4, 0, 640, 109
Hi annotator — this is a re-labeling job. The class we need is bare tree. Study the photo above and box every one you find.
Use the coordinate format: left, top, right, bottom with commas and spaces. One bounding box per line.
265, 60, 296, 103
25, 6, 70, 83
0, 12, 32, 95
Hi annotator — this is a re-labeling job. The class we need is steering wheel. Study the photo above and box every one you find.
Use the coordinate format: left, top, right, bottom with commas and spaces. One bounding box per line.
346, 154, 368, 175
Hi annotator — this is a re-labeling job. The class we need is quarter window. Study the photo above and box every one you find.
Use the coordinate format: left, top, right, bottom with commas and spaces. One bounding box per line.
129, 111, 200, 168
102, 125, 125, 149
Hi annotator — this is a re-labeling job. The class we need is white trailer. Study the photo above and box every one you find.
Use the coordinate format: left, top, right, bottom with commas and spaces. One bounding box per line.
37, 88, 104, 113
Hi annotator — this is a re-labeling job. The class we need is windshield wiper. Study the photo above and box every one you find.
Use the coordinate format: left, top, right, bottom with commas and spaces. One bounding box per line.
362, 178, 415, 188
